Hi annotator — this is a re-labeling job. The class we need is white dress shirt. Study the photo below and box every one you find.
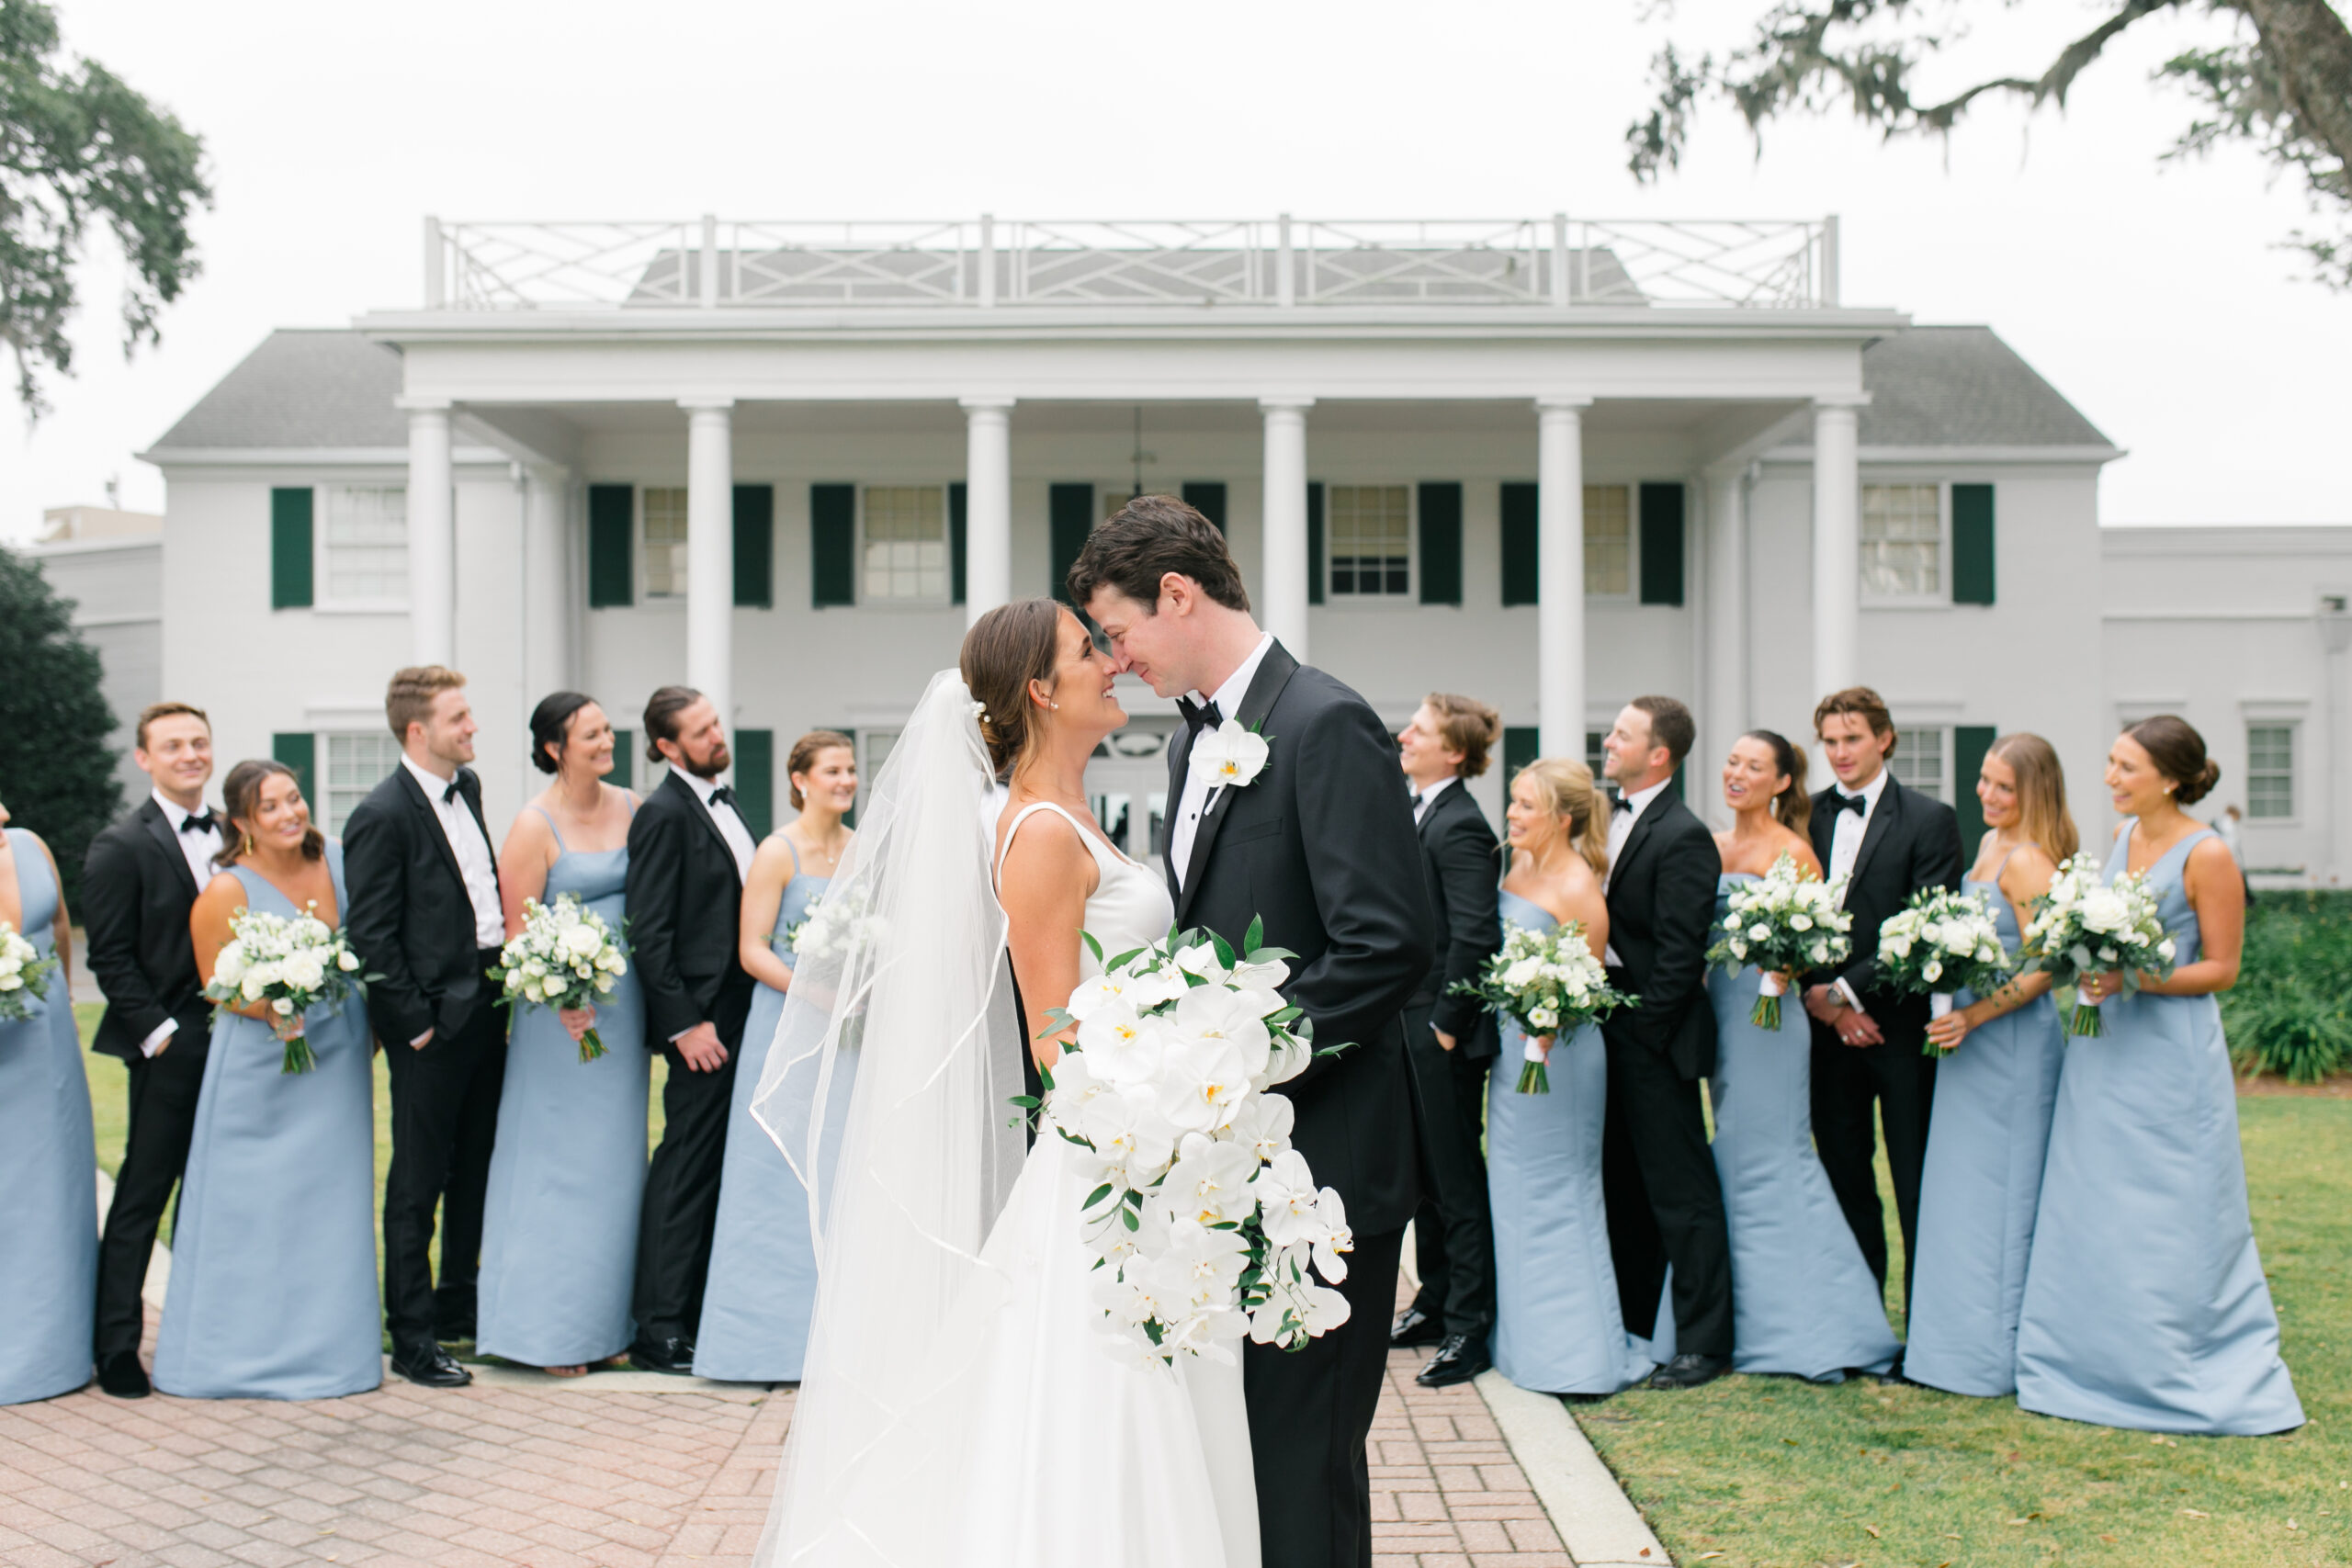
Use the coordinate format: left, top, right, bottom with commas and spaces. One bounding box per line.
141, 791, 223, 1056
1826, 766, 1891, 1010
1600, 775, 1672, 965
1412, 773, 1459, 827
400, 753, 505, 949
687, 773, 758, 883
1170, 632, 1275, 889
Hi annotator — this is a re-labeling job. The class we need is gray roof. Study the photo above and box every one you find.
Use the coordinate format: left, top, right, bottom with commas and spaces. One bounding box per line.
1860, 325, 2109, 448
150, 330, 405, 449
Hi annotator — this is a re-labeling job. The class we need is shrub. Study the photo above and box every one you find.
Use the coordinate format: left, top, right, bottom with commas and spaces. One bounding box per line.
2223, 892, 2352, 1083
0, 548, 122, 910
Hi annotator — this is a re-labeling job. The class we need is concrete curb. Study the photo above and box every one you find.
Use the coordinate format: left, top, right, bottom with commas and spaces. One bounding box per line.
1475, 1371, 1673, 1568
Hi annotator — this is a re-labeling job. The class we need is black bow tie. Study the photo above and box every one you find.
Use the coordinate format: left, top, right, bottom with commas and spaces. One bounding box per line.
442, 779, 463, 806
179, 811, 218, 836
709, 784, 737, 809
1833, 791, 1868, 817
1177, 696, 1225, 737
1611, 793, 1635, 817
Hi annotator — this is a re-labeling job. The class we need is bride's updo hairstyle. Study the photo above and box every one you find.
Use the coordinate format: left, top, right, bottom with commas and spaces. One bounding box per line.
2126, 714, 2222, 806
1517, 757, 1611, 879
961, 596, 1064, 781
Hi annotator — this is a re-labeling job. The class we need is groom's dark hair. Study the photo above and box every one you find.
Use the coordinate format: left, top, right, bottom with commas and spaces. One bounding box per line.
1066, 494, 1250, 615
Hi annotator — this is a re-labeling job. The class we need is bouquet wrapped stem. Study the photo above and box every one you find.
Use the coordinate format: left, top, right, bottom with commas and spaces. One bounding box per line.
1874, 888, 2015, 1058
2018, 855, 2177, 1041
1515, 1036, 1551, 1095
1707, 853, 1851, 1032
1453, 919, 1634, 1094
1752, 970, 1790, 1032
270, 1010, 314, 1075
492, 895, 629, 1063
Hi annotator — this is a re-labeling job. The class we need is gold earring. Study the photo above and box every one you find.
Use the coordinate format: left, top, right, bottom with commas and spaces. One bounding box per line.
240, 830, 256, 859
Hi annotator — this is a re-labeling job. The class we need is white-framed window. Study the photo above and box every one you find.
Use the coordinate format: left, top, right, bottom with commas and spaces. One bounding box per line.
643, 486, 689, 598
857, 728, 900, 818
1584, 485, 1632, 598
2247, 724, 2296, 819
862, 486, 949, 604
1328, 484, 1411, 597
1890, 726, 1948, 802
322, 732, 401, 834
1860, 483, 1942, 599
320, 485, 408, 603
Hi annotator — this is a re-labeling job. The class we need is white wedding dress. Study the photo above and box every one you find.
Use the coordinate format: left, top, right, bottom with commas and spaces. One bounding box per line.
751, 675, 1258, 1568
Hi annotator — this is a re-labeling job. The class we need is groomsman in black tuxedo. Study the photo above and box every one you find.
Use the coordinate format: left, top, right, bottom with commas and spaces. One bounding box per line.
626, 685, 757, 1373
1597, 696, 1735, 1390
1803, 686, 1962, 1311
82, 703, 222, 1398
345, 666, 510, 1389
1388, 694, 1503, 1389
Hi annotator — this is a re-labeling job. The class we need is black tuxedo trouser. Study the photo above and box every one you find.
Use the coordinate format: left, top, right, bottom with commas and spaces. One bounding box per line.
382, 952, 508, 1347
1600, 1032, 1735, 1357
1246, 1224, 1405, 1568
1401, 1002, 1495, 1336
637, 1012, 746, 1343
94, 1040, 209, 1356
1810, 1028, 1937, 1307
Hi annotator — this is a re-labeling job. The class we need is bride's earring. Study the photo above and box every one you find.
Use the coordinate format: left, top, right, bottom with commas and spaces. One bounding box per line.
1050, 702, 1060, 710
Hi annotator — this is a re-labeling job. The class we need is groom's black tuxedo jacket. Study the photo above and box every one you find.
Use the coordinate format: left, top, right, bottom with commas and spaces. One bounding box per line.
82, 798, 213, 1064
1165, 640, 1433, 1235
1600, 792, 1723, 1081
344, 763, 502, 1047
1806, 773, 1964, 1020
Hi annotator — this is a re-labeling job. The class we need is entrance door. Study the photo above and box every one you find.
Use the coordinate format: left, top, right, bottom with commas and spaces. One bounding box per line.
1084, 720, 1175, 874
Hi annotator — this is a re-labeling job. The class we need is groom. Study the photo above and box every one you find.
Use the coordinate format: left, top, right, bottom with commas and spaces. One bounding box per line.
1074, 496, 1432, 1568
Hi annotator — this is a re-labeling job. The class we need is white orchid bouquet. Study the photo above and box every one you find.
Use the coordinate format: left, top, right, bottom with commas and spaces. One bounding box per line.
202, 902, 366, 1074
788, 885, 880, 965
1875, 888, 2014, 1055
492, 894, 629, 1061
1705, 852, 1852, 1030
1033, 918, 1355, 1367
0, 920, 60, 1023
2018, 855, 2177, 1037
1450, 919, 1635, 1092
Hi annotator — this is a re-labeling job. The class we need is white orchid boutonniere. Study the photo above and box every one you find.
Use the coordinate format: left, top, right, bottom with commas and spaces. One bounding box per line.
1190, 719, 1272, 791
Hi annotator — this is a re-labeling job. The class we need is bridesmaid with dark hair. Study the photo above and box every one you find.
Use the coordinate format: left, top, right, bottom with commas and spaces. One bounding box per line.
475, 694, 647, 1377
695, 730, 858, 1381
2017, 716, 2302, 1435
0, 793, 99, 1406
155, 761, 379, 1399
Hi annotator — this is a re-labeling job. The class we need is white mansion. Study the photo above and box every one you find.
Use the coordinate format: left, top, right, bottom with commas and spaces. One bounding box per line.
123, 215, 2351, 883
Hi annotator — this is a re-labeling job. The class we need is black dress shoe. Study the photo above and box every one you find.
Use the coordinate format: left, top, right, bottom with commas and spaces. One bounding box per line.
1389, 1305, 1447, 1349
390, 1342, 472, 1388
1646, 1351, 1733, 1391
1415, 1333, 1494, 1388
628, 1336, 695, 1375
96, 1351, 151, 1399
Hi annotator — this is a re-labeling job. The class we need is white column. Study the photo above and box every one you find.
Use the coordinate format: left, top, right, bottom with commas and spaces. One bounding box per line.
961, 398, 1014, 622
683, 399, 736, 730
405, 402, 456, 666
1536, 398, 1590, 759
1259, 398, 1313, 659
1811, 398, 1864, 694
521, 465, 571, 698
1705, 463, 1749, 770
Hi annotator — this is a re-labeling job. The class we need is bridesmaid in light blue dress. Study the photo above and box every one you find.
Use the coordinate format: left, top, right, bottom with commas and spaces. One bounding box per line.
155, 761, 379, 1400
2017, 717, 2302, 1435
697, 731, 857, 1382
1706, 732, 1898, 1382
477, 694, 649, 1375
0, 809, 98, 1405
1487, 760, 1657, 1395
1907, 734, 2071, 1397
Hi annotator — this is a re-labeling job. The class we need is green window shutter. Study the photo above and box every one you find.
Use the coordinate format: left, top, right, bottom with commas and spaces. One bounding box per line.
1638, 482, 1685, 606
810, 483, 857, 607
271, 732, 315, 807
1952, 483, 1996, 605
732, 484, 774, 608
1417, 482, 1464, 606
1499, 482, 1538, 607
734, 728, 775, 840
1049, 483, 1094, 604
588, 484, 634, 608
949, 481, 968, 605
270, 489, 313, 609
1306, 481, 1325, 605
609, 730, 632, 791
1953, 725, 1997, 852
1502, 726, 1540, 781
1182, 481, 1227, 535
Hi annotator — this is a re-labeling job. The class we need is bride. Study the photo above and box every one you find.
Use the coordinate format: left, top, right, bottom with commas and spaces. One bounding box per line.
750, 598, 1258, 1567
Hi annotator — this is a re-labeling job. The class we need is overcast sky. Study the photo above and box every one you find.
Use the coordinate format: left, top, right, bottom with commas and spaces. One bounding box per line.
6, 0, 2346, 541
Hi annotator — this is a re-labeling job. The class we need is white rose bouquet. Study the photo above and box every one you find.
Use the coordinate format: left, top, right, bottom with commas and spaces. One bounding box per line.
1450, 919, 1635, 1093
1874, 888, 2015, 1055
788, 886, 880, 965
1705, 852, 1852, 1030
492, 894, 629, 1061
2018, 854, 2177, 1037
1034, 918, 1356, 1366
202, 902, 367, 1074
0, 919, 61, 1023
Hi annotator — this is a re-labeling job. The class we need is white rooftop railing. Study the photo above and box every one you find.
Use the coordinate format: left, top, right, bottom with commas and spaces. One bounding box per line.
421, 215, 1842, 312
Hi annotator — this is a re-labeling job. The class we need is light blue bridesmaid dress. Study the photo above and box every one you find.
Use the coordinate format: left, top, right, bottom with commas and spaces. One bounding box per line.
2015, 825, 2303, 1435
476, 804, 650, 1369
695, 840, 851, 1382
154, 844, 379, 1400
0, 829, 98, 1405
1905, 847, 2065, 1396
1486, 890, 1658, 1395
1706, 873, 1900, 1382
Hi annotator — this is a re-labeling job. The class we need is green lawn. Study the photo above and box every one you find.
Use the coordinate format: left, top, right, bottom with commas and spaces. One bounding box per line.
1579, 1096, 2345, 1567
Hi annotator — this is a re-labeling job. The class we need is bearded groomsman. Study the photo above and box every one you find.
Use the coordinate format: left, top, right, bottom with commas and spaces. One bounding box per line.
82, 703, 222, 1398
345, 666, 509, 1389
626, 685, 757, 1373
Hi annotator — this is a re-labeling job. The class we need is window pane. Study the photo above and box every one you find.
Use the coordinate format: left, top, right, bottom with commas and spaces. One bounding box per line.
862, 486, 946, 602
1861, 484, 1941, 597
1584, 485, 1630, 596
1329, 485, 1410, 598
644, 487, 690, 598
1890, 726, 1946, 801
322, 486, 408, 602
2247, 724, 2294, 818
323, 732, 401, 834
